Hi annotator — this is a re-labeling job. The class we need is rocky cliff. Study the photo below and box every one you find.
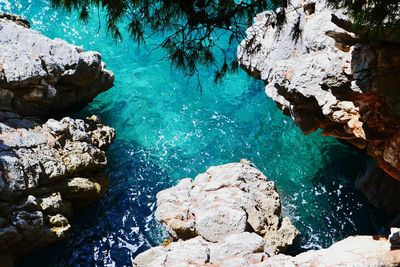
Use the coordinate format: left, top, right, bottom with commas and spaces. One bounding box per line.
238, 0, 400, 183
0, 13, 114, 117
0, 14, 115, 266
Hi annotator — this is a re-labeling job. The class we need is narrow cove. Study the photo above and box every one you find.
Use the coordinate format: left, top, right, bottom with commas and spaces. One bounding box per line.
1, 0, 389, 266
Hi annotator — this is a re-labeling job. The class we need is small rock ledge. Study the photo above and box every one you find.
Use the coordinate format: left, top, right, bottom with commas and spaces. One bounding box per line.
263, 234, 400, 267
133, 162, 299, 266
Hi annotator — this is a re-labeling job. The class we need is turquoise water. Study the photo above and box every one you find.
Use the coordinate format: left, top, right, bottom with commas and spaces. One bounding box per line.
2, 1, 388, 266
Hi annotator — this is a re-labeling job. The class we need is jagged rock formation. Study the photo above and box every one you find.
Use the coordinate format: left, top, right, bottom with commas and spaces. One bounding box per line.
133, 162, 299, 266
0, 13, 114, 117
0, 112, 114, 265
238, 0, 400, 181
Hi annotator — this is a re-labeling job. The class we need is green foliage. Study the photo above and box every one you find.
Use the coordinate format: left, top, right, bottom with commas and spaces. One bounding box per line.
326, 0, 400, 41
51, 0, 281, 85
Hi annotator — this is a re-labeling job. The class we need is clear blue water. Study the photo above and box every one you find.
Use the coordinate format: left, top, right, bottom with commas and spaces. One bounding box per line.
1, 1, 389, 266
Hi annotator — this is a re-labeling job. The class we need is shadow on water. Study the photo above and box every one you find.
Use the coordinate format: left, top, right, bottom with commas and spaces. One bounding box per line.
285, 142, 392, 255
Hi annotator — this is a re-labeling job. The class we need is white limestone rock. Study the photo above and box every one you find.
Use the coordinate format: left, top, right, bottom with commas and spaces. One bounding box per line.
238, 0, 400, 180
134, 162, 299, 266
0, 14, 114, 117
0, 112, 114, 263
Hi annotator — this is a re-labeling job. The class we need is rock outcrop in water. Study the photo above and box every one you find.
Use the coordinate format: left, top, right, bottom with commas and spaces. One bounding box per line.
0, 13, 114, 117
133, 162, 299, 266
0, 13, 115, 266
0, 112, 115, 265
238, 0, 400, 182
133, 162, 400, 266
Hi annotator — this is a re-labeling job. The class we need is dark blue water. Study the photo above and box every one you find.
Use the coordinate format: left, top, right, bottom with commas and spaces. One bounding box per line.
1, 1, 388, 266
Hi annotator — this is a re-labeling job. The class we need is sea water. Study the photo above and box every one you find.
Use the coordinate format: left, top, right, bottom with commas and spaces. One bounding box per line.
1, 1, 387, 266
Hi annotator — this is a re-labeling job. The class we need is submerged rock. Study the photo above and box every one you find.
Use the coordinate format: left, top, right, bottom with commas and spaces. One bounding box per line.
133, 162, 299, 266
238, 0, 400, 181
0, 112, 115, 265
0, 14, 114, 117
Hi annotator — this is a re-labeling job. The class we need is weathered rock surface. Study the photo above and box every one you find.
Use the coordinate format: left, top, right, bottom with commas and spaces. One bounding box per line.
133, 162, 299, 266
0, 14, 114, 117
260, 236, 400, 267
356, 162, 400, 217
0, 112, 114, 265
238, 0, 400, 181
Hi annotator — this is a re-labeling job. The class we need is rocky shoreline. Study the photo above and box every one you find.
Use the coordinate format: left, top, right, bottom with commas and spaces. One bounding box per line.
0, 113, 114, 265
0, 14, 115, 266
2, 0, 400, 265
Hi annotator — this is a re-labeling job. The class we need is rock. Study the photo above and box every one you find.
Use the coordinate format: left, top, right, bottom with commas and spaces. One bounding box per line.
195, 206, 247, 242
39, 193, 73, 217
260, 236, 400, 267
0, 13, 29, 28
356, 161, 400, 215
133, 233, 268, 267
208, 232, 265, 264
134, 162, 299, 266
155, 162, 299, 253
133, 237, 210, 267
389, 228, 400, 250
11, 211, 44, 235
238, 0, 400, 181
0, 112, 115, 264
0, 12, 115, 266
0, 14, 114, 117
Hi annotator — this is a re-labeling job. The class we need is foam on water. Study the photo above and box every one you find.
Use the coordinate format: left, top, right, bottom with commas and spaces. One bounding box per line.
1, 1, 389, 266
